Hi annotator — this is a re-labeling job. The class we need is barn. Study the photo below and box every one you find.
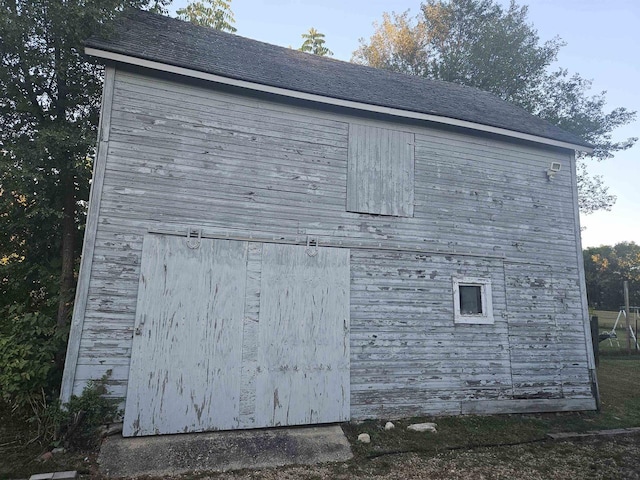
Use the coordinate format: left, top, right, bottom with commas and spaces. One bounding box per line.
61, 10, 598, 437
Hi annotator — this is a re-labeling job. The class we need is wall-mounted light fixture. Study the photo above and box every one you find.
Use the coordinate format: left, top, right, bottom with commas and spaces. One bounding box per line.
546, 161, 562, 181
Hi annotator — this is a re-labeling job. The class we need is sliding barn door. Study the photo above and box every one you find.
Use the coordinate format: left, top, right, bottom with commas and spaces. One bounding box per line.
123, 236, 248, 436
123, 236, 350, 436
254, 243, 351, 427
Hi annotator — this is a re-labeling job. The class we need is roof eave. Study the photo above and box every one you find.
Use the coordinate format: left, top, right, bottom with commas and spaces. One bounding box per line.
85, 46, 594, 154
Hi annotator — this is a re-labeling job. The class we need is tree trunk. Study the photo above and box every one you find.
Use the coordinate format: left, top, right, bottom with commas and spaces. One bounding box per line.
57, 174, 76, 329
54, 14, 73, 331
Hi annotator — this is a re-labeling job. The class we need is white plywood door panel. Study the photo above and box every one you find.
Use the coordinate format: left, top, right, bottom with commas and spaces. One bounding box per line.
123, 235, 248, 437
254, 243, 350, 427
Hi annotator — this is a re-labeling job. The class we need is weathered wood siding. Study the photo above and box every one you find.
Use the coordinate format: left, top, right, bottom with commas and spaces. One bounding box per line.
351, 251, 510, 417
65, 67, 596, 418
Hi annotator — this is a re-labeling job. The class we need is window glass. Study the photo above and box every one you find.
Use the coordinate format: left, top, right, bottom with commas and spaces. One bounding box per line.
459, 285, 483, 314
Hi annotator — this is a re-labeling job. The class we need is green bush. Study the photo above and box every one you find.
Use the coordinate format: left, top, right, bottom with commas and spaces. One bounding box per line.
35, 373, 121, 451
0, 304, 66, 408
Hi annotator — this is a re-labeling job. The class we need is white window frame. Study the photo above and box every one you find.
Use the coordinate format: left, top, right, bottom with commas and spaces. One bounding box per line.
452, 277, 494, 325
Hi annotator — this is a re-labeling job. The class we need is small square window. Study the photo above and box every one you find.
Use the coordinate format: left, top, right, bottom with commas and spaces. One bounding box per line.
453, 277, 494, 324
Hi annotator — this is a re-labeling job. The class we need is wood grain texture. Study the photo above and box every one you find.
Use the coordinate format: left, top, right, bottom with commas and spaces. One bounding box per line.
66, 68, 595, 420
254, 244, 350, 426
461, 397, 596, 414
238, 242, 263, 428
123, 236, 248, 436
347, 123, 414, 217
504, 262, 576, 400
350, 249, 511, 418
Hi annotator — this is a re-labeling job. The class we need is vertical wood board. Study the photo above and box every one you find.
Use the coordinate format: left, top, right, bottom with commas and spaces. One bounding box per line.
123, 235, 248, 436
347, 123, 414, 217
254, 243, 350, 427
569, 151, 600, 404
238, 242, 263, 428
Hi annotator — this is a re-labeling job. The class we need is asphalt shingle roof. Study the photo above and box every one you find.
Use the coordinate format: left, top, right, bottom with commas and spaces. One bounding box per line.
86, 10, 591, 148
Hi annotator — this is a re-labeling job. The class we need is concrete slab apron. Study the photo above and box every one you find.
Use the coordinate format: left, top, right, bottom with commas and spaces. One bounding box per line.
98, 425, 352, 478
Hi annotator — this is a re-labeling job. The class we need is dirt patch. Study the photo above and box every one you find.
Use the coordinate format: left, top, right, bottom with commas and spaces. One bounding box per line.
0, 401, 98, 480
192, 433, 640, 480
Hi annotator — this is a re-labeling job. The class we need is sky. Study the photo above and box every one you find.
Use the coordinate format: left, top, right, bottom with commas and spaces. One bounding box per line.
170, 0, 639, 248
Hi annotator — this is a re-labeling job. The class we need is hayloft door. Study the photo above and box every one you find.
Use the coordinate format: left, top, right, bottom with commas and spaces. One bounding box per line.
123, 235, 248, 436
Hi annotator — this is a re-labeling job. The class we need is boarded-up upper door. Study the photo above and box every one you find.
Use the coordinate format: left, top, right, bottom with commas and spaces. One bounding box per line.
123, 235, 248, 436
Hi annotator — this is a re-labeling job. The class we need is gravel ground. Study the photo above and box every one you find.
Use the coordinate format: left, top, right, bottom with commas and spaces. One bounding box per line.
189, 433, 640, 480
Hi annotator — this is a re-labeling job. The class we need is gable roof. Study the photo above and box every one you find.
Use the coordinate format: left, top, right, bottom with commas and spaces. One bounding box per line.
85, 10, 592, 151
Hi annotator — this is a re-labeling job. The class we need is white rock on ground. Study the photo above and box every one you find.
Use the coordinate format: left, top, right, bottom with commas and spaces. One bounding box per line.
407, 423, 437, 433
357, 433, 371, 443
384, 422, 395, 430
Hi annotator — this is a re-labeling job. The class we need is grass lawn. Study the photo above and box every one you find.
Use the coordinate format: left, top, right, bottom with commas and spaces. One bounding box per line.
597, 357, 640, 426
339, 356, 640, 461
1, 356, 639, 479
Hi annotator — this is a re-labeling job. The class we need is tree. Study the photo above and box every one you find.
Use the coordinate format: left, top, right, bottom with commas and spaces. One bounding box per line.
352, 0, 637, 214
1, 0, 241, 409
533, 69, 636, 213
352, 11, 429, 76
0, 0, 167, 407
584, 242, 640, 310
176, 0, 237, 32
299, 28, 333, 56
148, 0, 172, 14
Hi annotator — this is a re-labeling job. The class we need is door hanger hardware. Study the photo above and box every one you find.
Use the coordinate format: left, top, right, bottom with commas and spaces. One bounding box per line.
186, 227, 202, 249
134, 315, 146, 336
306, 236, 319, 257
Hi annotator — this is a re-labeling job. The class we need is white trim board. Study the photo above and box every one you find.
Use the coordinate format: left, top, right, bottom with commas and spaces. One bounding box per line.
60, 66, 116, 403
85, 47, 593, 154
570, 150, 601, 408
